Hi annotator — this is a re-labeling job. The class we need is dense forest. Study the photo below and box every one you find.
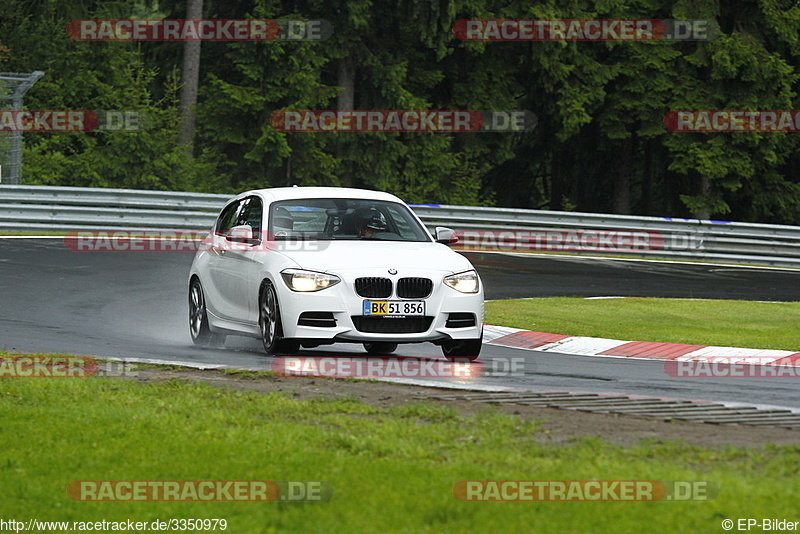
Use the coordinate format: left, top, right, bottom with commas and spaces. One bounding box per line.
1, 0, 800, 223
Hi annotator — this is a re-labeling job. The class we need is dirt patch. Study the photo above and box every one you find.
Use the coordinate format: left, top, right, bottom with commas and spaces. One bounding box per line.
126, 366, 800, 448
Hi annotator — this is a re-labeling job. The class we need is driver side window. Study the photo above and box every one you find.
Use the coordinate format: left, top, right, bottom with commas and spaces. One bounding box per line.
237, 197, 263, 236
215, 200, 241, 236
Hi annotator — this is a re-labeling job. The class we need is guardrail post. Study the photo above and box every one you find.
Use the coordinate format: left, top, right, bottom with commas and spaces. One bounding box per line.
0, 71, 45, 185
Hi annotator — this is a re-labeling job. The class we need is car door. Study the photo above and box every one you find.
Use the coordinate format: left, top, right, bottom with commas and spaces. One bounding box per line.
225, 196, 265, 325
205, 198, 245, 322
211, 196, 270, 324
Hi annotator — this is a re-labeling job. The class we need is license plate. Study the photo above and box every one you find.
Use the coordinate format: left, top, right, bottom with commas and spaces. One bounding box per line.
362, 300, 425, 317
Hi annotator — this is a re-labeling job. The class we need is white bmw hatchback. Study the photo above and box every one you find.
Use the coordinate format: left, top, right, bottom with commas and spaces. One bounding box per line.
188, 187, 484, 360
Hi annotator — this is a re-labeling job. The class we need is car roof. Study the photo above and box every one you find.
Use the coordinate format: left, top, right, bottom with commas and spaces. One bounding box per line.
231, 186, 405, 204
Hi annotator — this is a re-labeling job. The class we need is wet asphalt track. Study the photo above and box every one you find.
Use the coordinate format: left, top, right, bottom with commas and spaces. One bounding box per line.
1, 238, 799, 409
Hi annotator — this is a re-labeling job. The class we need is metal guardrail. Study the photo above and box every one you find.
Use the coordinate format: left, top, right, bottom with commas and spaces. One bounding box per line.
1, 184, 799, 268
411, 204, 800, 267
0, 185, 228, 231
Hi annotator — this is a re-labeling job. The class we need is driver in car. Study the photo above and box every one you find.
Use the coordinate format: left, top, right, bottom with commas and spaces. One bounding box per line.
358, 209, 387, 237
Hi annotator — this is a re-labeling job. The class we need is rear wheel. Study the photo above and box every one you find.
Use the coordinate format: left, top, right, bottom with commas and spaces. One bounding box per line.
363, 342, 398, 355
442, 339, 482, 361
259, 280, 300, 355
189, 278, 226, 347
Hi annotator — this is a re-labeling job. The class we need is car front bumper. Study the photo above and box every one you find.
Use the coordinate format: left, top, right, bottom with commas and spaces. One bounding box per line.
276, 269, 484, 344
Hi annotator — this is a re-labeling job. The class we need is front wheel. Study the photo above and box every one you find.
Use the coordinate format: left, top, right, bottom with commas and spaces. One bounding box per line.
441, 339, 482, 361
189, 278, 226, 347
259, 280, 300, 355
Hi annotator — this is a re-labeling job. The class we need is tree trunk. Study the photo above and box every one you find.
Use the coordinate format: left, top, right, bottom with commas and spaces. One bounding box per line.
641, 138, 654, 214
179, 0, 203, 154
337, 55, 355, 111
695, 174, 710, 220
613, 136, 634, 214
336, 55, 355, 187
549, 150, 565, 210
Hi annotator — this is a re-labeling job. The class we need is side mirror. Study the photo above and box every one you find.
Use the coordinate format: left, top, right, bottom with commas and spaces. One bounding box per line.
434, 226, 459, 245
227, 224, 256, 244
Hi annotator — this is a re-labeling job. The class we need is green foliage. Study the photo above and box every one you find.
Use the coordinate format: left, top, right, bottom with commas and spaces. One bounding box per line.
2, 0, 800, 222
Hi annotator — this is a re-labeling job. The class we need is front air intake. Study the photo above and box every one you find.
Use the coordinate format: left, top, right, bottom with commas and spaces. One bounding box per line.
351, 316, 433, 333
298, 312, 337, 328
445, 313, 476, 328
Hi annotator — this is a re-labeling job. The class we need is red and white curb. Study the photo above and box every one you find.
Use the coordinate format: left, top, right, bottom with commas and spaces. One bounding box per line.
483, 325, 800, 366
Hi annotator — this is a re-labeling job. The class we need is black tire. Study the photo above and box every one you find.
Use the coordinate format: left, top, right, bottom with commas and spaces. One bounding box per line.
189, 278, 226, 347
363, 342, 398, 355
259, 280, 300, 355
442, 339, 482, 361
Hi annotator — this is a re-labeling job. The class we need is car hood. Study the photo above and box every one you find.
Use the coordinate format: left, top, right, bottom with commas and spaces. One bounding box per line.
277, 241, 474, 274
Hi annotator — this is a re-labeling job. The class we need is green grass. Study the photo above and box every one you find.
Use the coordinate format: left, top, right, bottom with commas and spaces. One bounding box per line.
485, 297, 800, 351
1, 372, 800, 532
130, 363, 191, 372
221, 368, 277, 379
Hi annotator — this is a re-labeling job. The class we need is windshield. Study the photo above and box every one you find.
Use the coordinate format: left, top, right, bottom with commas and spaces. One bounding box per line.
268, 198, 432, 242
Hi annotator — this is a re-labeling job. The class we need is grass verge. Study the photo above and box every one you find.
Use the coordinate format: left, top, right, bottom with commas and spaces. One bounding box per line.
485, 297, 800, 351
1, 369, 799, 532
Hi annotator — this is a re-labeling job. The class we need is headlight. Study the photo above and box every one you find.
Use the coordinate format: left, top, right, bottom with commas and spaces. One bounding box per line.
443, 270, 479, 293
280, 269, 341, 292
